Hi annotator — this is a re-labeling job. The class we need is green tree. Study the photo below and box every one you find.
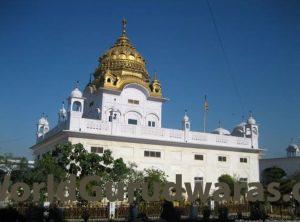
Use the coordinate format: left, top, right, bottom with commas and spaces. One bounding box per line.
262, 166, 294, 214
144, 168, 168, 196
124, 165, 168, 203
261, 167, 287, 186
4, 143, 169, 205
30, 153, 66, 185
218, 174, 235, 196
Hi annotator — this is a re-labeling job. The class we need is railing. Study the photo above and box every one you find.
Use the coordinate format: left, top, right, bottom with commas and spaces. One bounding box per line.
13, 202, 300, 220
42, 118, 254, 149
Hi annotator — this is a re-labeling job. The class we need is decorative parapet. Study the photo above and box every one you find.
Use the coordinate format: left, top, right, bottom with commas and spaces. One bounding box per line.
40, 118, 254, 149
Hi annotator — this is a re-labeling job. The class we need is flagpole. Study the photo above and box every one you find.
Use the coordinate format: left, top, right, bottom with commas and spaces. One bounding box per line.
203, 95, 208, 132
203, 109, 206, 132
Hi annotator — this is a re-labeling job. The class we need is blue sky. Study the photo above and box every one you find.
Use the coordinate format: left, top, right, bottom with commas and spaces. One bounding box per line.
0, 0, 299, 159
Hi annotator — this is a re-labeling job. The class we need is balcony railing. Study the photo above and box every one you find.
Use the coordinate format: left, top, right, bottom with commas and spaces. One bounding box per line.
78, 118, 252, 149
40, 118, 252, 149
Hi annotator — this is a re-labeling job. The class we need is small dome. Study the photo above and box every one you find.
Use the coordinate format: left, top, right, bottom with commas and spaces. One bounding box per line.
247, 116, 256, 125
286, 144, 299, 152
38, 116, 49, 125
70, 87, 82, 98
231, 122, 246, 137
236, 121, 246, 128
212, 127, 231, 135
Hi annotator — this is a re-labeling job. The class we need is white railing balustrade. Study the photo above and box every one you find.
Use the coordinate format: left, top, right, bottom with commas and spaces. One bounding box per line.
42, 118, 255, 149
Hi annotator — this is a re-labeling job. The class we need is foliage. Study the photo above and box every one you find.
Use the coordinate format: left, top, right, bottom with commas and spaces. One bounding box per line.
262, 167, 294, 204
29, 153, 66, 185
218, 174, 235, 196
144, 168, 168, 195
289, 171, 300, 182
10, 157, 32, 183
125, 165, 168, 204
261, 166, 287, 186
0, 143, 169, 205
0, 154, 30, 183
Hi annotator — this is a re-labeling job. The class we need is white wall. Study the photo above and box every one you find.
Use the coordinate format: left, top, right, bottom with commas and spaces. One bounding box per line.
69, 137, 260, 187
84, 84, 162, 127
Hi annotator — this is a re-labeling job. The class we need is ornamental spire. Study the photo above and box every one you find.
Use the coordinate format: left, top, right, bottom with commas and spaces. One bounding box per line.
154, 72, 157, 81
122, 18, 127, 35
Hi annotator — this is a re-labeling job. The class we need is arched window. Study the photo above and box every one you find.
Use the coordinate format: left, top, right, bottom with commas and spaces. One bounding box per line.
146, 113, 159, 128
185, 123, 190, 129
72, 101, 82, 112
38, 126, 44, 134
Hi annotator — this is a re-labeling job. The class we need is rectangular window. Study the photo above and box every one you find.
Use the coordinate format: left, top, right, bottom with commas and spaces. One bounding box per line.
144, 150, 161, 158
239, 178, 248, 183
150, 151, 156, 157
240, 157, 248, 163
128, 99, 139, 105
91, 147, 104, 154
148, 121, 156, 127
128, 119, 138, 125
194, 154, 204, 160
218, 156, 227, 162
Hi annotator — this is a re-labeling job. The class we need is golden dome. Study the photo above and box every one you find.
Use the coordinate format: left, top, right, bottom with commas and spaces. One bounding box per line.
90, 19, 162, 98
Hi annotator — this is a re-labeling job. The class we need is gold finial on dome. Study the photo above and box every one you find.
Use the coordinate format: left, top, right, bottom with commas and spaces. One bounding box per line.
150, 72, 162, 97
122, 18, 127, 35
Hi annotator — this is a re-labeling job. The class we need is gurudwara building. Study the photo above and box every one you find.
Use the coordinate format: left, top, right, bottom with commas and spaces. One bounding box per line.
31, 20, 262, 186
